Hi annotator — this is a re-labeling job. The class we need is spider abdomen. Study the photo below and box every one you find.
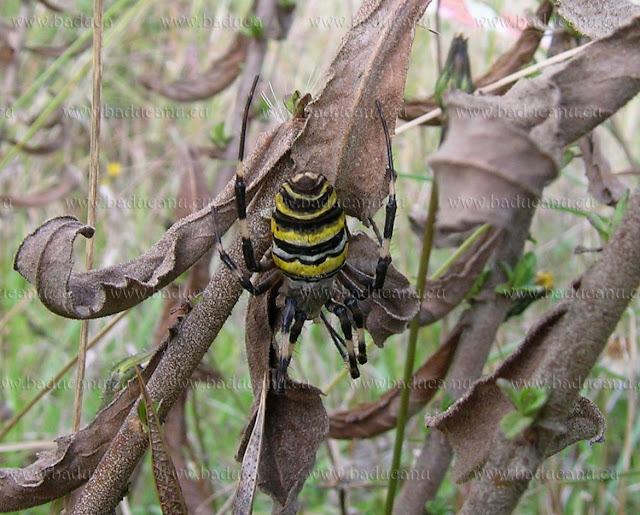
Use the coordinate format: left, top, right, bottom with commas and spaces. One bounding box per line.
271, 172, 348, 282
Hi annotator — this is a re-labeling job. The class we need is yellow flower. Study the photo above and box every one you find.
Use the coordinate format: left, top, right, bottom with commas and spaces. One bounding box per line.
106, 162, 123, 177
534, 270, 554, 291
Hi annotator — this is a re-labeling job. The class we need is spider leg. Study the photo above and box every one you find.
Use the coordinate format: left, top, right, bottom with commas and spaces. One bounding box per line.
367, 100, 397, 295
320, 312, 348, 361
274, 297, 302, 393
345, 297, 367, 364
326, 299, 359, 379
234, 75, 263, 273
212, 209, 279, 295
367, 216, 383, 245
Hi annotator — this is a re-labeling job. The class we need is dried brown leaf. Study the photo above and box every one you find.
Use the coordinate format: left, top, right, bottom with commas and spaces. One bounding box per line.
291, 0, 432, 220
430, 94, 557, 244
0, 343, 165, 512
328, 321, 463, 439
140, 34, 249, 102
336, 232, 419, 347
0, 165, 80, 208
14, 119, 305, 319
543, 16, 640, 144
234, 374, 268, 515
555, 0, 640, 38
419, 227, 502, 325
424, 302, 606, 483
164, 394, 214, 515
238, 291, 328, 512
136, 370, 187, 515
431, 14, 640, 243
544, 395, 606, 457
258, 385, 328, 513
578, 131, 627, 206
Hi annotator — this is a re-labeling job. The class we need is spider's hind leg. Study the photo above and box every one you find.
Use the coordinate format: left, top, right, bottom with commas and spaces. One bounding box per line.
345, 297, 367, 365
274, 297, 305, 393
326, 299, 359, 379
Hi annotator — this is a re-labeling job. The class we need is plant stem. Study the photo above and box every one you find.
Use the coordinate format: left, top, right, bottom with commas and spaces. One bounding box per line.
72, 0, 104, 434
385, 179, 438, 514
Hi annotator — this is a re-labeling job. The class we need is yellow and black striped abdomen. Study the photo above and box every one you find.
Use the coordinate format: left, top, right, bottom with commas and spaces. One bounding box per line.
271, 172, 347, 281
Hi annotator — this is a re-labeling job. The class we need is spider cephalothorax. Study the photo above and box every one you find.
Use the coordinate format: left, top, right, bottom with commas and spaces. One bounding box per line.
214, 77, 397, 393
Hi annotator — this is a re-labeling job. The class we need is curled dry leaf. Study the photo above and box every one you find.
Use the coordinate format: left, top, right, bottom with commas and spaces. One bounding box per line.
0, 165, 80, 208
291, 0, 433, 221
238, 291, 328, 512
425, 302, 605, 482
400, 0, 553, 122
13, 118, 305, 319
543, 395, 606, 457
257, 385, 328, 513
541, 15, 640, 145
140, 34, 249, 102
431, 14, 640, 244
328, 320, 463, 439
430, 94, 557, 244
0, 343, 166, 512
578, 131, 627, 206
336, 232, 419, 347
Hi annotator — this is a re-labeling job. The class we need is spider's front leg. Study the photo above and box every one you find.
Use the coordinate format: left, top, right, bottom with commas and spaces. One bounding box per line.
234, 75, 263, 274
363, 100, 398, 297
211, 75, 277, 294
212, 210, 279, 295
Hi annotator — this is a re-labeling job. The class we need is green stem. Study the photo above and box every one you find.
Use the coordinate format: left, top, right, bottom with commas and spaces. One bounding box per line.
384, 179, 439, 514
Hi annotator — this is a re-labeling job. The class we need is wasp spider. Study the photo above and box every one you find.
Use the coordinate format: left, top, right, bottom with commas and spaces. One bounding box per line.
215, 77, 397, 393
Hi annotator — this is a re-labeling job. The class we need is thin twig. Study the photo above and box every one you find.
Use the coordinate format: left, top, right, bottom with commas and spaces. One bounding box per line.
435, 0, 442, 74
396, 41, 594, 135
72, 0, 104, 434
